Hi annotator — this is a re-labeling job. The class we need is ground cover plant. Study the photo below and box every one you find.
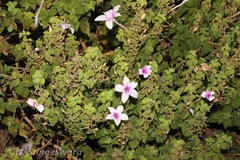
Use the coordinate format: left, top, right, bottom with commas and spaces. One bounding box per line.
0, 0, 240, 159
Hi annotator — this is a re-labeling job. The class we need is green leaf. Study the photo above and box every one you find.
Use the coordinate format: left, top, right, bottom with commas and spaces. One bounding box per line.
73, 105, 81, 113
178, 104, 185, 113
22, 88, 30, 98
49, 109, 54, 117
44, 107, 49, 116
0, 98, 5, 114
99, 136, 111, 144
13, 78, 20, 87
50, 116, 58, 126
129, 139, 139, 150
233, 115, 240, 126
136, 130, 143, 141
16, 85, 24, 95
202, 42, 212, 54
79, 17, 90, 37
130, 129, 136, 139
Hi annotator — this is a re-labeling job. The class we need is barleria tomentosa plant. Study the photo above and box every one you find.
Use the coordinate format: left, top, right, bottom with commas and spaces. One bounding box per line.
0, 0, 240, 159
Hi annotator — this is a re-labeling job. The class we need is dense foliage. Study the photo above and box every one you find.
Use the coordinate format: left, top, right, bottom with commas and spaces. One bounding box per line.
1, 0, 240, 159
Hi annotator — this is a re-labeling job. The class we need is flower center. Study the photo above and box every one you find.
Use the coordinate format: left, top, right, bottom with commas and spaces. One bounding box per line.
206, 93, 211, 98
142, 68, 148, 74
106, 10, 114, 20
33, 100, 38, 107
113, 112, 119, 119
124, 86, 131, 93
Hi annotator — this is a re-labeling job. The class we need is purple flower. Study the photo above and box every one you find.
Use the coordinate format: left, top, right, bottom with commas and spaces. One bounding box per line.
106, 105, 129, 126
115, 76, 138, 103
26, 99, 44, 113
95, 5, 128, 31
19, 142, 32, 156
201, 90, 215, 101
59, 20, 74, 35
139, 65, 152, 78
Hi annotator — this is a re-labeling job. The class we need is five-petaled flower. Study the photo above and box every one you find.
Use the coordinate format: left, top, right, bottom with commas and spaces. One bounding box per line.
19, 142, 32, 156
59, 20, 74, 35
201, 90, 215, 101
106, 105, 129, 126
26, 99, 44, 113
114, 76, 138, 103
139, 65, 152, 78
95, 5, 128, 31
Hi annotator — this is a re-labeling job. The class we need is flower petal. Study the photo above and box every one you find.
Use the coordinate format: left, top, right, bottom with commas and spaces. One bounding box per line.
95, 15, 108, 21
26, 99, 35, 107
104, 10, 113, 19
114, 12, 121, 17
116, 105, 124, 114
105, 20, 113, 29
106, 114, 114, 120
130, 89, 138, 99
189, 108, 194, 116
122, 92, 129, 103
114, 118, 121, 126
210, 91, 215, 95
146, 65, 152, 69
113, 5, 121, 14
201, 91, 206, 98
120, 113, 129, 121
208, 96, 215, 102
115, 84, 124, 92
36, 104, 44, 113
108, 107, 116, 114
139, 69, 143, 75
69, 27, 74, 34
123, 76, 130, 86
129, 82, 138, 89
143, 74, 149, 78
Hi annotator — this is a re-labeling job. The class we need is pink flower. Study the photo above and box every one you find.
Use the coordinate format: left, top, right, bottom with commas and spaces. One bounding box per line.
59, 20, 74, 35
26, 99, 44, 113
201, 90, 215, 101
114, 76, 138, 103
19, 142, 32, 156
139, 65, 152, 78
106, 105, 129, 126
95, 5, 128, 31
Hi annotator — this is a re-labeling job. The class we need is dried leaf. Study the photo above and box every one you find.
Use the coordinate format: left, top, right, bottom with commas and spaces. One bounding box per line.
194, 66, 200, 73
67, 154, 73, 160
59, 15, 65, 19
2, 48, 9, 56
96, 28, 104, 36
12, 22, 17, 31
32, 128, 37, 131
100, 37, 108, 45
201, 63, 210, 71
104, 51, 114, 56
81, 42, 87, 50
